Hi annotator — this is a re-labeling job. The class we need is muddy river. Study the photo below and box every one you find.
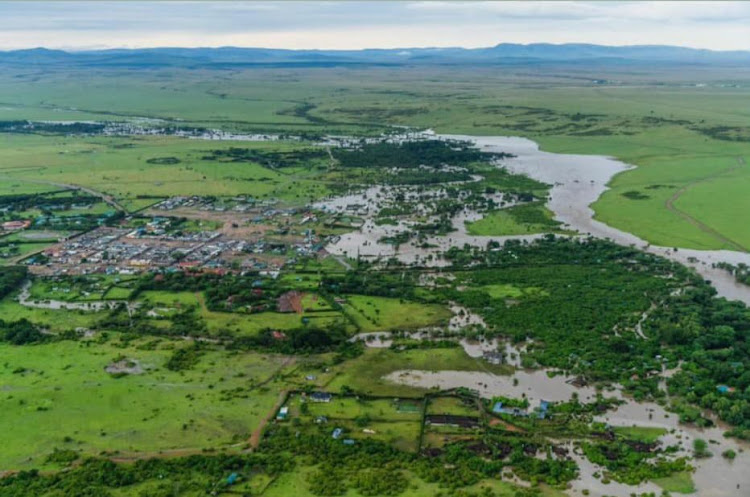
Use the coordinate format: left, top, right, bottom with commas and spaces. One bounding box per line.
323, 134, 750, 496
319, 133, 750, 305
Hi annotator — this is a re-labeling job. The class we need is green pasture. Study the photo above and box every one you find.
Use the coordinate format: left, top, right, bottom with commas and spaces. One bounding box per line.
0, 339, 289, 470
327, 348, 511, 397
342, 294, 451, 332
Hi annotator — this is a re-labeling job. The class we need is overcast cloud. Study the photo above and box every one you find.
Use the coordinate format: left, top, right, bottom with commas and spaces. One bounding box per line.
1, 1, 749, 51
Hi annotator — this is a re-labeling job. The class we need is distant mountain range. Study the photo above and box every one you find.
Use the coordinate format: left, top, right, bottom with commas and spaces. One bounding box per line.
2, 43, 750, 68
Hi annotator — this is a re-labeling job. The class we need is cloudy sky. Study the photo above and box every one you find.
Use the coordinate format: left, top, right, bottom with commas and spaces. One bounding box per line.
1, 1, 750, 51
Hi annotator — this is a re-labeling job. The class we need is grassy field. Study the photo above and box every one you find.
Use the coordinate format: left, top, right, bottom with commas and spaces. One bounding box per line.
466, 202, 565, 237
28, 275, 136, 302
138, 290, 450, 337
0, 134, 332, 208
342, 294, 451, 332
653, 471, 697, 494
0, 295, 104, 331
1, 65, 750, 248
613, 426, 668, 443
0, 338, 289, 470
326, 347, 511, 397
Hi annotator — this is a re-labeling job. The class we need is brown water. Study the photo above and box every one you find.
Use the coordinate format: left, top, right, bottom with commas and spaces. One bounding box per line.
385, 368, 750, 497
318, 133, 750, 303
443, 135, 750, 305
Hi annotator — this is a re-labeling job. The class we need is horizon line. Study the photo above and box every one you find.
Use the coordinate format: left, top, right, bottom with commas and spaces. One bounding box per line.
3, 41, 750, 54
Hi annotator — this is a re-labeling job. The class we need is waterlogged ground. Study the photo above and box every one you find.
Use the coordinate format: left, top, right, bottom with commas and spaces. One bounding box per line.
319, 133, 750, 496
384, 367, 750, 497
317, 133, 750, 304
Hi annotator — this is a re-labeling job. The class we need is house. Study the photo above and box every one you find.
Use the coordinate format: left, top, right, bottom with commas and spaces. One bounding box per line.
315, 416, 328, 424
276, 406, 289, 420
482, 351, 503, 365
332, 428, 343, 439
425, 415, 480, 429
537, 400, 550, 419
2, 220, 30, 231
492, 401, 528, 417
343, 439, 355, 445
310, 392, 332, 403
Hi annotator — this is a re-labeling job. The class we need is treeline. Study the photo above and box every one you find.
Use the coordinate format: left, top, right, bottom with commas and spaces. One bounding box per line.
0, 192, 100, 212
0, 120, 106, 135
201, 146, 327, 168
716, 261, 750, 286
0, 266, 27, 299
332, 140, 505, 169
230, 322, 359, 357
321, 271, 421, 300
262, 425, 576, 495
138, 272, 281, 312
0, 319, 47, 345
0, 453, 293, 497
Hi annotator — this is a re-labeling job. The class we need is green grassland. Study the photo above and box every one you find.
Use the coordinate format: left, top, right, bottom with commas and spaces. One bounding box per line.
466, 202, 566, 236
0, 296, 103, 331
0, 339, 290, 470
326, 347, 512, 397
612, 426, 668, 443
342, 294, 451, 332
136, 290, 449, 337
0, 134, 332, 208
2, 66, 750, 248
29, 275, 136, 302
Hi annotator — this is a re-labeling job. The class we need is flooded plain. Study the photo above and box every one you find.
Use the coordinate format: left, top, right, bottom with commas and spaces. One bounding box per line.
318, 133, 750, 304
321, 134, 750, 496
385, 367, 750, 497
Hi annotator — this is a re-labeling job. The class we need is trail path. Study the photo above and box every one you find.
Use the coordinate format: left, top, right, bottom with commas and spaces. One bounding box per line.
664, 155, 746, 251
249, 389, 289, 450
0, 175, 128, 214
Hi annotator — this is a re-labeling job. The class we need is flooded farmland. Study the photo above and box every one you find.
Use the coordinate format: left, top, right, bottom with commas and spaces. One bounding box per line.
385, 367, 750, 497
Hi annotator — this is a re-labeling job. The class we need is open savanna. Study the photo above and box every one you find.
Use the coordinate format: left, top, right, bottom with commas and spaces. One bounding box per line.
0, 134, 331, 209
0, 339, 290, 470
3, 65, 750, 248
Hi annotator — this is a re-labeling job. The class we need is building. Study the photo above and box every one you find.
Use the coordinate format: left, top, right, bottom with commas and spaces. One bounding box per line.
276, 406, 289, 420
482, 351, 503, 365
310, 392, 332, 403
2, 220, 30, 231
537, 400, 550, 419
425, 415, 480, 429
492, 401, 528, 417
332, 428, 343, 439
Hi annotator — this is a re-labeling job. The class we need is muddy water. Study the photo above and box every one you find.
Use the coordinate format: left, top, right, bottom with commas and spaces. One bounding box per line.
318, 133, 750, 303
443, 135, 750, 305
385, 368, 750, 497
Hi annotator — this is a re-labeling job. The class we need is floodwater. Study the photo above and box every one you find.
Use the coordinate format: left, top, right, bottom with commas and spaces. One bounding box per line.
444, 135, 750, 305
318, 133, 750, 304
385, 367, 750, 497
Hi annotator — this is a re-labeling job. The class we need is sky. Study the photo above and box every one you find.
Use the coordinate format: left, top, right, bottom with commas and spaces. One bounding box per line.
1, 1, 750, 52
